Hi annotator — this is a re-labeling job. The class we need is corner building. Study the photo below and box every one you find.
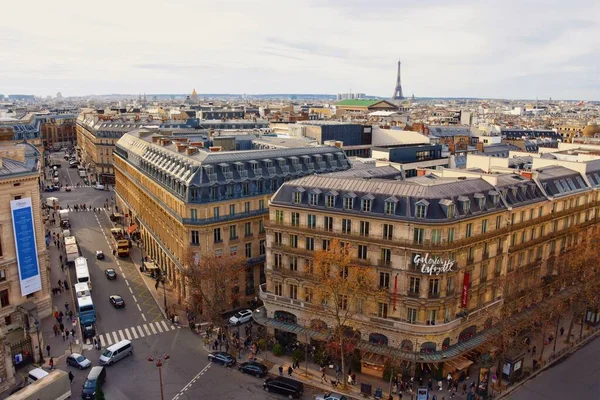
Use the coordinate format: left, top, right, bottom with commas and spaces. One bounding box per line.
113, 129, 350, 310
261, 165, 600, 376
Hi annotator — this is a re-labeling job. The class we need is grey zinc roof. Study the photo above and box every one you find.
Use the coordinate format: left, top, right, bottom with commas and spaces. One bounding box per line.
323, 165, 402, 179
536, 166, 590, 197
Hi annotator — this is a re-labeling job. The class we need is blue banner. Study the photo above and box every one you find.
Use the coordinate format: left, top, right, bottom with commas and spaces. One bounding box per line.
11, 198, 42, 296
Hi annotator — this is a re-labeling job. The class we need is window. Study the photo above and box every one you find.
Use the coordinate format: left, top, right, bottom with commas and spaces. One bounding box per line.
465, 223, 472, 238
446, 276, 454, 294
215, 249, 223, 257
291, 212, 300, 227
213, 207, 220, 218
508, 256, 514, 272
191, 230, 199, 245
480, 263, 488, 281
274, 282, 282, 296
274, 232, 282, 245
214, 228, 222, 243
538, 206, 543, 217
326, 195, 335, 208
467, 246, 475, 263
362, 199, 372, 212
244, 201, 250, 212
383, 224, 394, 240
289, 256, 298, 271
306, 237, 315, 251
429, 279, 440, 296
431, 229, 442, 244
245, 243, 252, 258
447, 204, 455, 218
379, 272, 390, 289
307, 214, 316, 229
258, 199, 265, 210
324, 216, 333, 232
415, 204, 427, 219
448, 228, 455, 243
275, 210, 284, 224
309, 193, 318, 206
190, 209, 198, 220
339, 295, 349, 311
380, 248, 391, 266
409, 277, 420, 295
0, 289, 9, 308
230, 245, 238, 256
305, 287, 313, 303
0, 270, 5, 282
274, 253, 282, 268
342, 219, 352, 234
305, 259, 314, 274
428, 310, 437, 325
358, 245, 368, 259
322, 239, 330, 251
385, 201, 396, 215
230, 204, 236, 215
344, 197, 354, 210
407, 308, 417, 324
244, 222, 252, 237
413, 228, 424, 244
293, 192, 302, 203
290, 234, 298, 248
230, 225, 237, 240
258, 220, 265, 234
378, 302, 388, 318
259, 240, 265, 255
496, 215, 502, 229
481, 219, 488, 234
360, 221, 370, 237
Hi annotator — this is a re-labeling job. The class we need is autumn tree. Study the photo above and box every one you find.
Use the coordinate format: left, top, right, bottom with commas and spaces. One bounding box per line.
184, 252, 245, 335
310, 239, 384, 389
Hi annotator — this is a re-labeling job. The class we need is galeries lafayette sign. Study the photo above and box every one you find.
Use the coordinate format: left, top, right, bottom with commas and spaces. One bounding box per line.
413, 253, 455, 275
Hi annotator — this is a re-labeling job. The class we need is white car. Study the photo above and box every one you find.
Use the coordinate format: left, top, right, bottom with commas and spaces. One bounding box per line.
229, 309, 253, 325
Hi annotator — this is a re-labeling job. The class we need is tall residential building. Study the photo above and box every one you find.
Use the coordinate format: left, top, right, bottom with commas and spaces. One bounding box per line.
113, 129, 350, 310
259, 164, 600, 378
0, 143, 51, 390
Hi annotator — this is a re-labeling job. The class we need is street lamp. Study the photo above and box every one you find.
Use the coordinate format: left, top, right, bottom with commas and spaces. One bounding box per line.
162, 269, 168, 318
148, 354, 170, 400
34, 318, 44, 364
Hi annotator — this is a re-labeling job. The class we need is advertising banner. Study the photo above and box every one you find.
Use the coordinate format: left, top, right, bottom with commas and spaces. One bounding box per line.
461, 272, 470, 307
11, 198, 42, 296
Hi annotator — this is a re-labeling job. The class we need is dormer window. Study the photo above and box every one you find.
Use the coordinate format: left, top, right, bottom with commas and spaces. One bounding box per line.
415, 199, 429, 219
440, 199, 455, 218
385, 197, 398, 215
309, 193, 318, 206
361, 195, 374, 212
458, 196, 470, 214
474, 193, 485, 210
511, 187, 518, 198
293, 192, 302, 203
326, 191, 338, 208
344, 192, 356, 210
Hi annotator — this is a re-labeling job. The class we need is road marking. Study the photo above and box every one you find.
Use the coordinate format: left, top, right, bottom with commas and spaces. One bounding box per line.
124, 328, 132, 340
143, 324, 151, 336
118, 330, 126, 341
130, 327, 138, 339
136, 326, 145, 337
121, 272, 126, 279
128, 287, 133, 294
132, 295, 137, 302
161, 321, 171, 331
137, 304, 142, 311
141, 313, 147, 322
149, 323, 158, 334
112, 331, 119, 343
125, 280, 129, 286
172, 363, 212, 400
154, 322, 164, 333
99, 335, 106, 347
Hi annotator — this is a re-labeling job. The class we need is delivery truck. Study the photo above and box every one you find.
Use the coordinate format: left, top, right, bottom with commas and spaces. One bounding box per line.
6, 370, 71, 400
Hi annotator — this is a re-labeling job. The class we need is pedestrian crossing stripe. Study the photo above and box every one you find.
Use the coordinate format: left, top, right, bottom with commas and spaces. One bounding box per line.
87, 320, 180, 347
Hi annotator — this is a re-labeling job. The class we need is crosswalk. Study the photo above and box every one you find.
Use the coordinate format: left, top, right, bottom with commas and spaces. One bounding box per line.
67, 207, 109, 212
86, 320, 180, 346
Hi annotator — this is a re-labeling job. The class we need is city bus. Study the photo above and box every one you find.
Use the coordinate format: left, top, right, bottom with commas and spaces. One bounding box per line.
74, 257, 92, 291
77, 296, 96, 325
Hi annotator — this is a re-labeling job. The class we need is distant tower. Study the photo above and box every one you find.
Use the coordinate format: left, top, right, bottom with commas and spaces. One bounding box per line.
191, 88, 198, 102
392, 59, 404, 100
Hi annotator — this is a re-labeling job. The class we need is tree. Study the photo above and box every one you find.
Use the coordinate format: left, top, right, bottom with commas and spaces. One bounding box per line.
183, 252, 245, 335
309, 239, 384, 389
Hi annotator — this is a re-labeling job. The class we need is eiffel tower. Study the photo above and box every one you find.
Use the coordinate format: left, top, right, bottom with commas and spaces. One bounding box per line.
392, 59, 404, 100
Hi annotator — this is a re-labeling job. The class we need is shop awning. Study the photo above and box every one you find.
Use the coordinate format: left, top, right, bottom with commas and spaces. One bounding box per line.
127, 224, 138, 234
445, 356, 473, 371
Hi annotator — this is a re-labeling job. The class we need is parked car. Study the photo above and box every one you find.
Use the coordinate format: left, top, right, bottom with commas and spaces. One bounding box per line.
44, 185, 57, 192
238, 361, 268, 377
208, 351, 236, 367
96, 250, 105, 260
315, 393, 349, 400
109, 295, 125, 308
263, 376, 304, 399
105, 268, 117, 280
66, 353, 92, 369
229, 309, 253, 325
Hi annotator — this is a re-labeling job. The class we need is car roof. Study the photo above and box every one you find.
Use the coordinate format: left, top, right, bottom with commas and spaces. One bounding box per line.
87, 366, 104, 379
269, 376, 303, 387
110, 294, 122, 298
29, 368, 49, 378
70, 353, 83, 358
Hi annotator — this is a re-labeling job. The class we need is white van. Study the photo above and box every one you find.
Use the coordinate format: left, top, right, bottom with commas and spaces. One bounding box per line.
27, 367, 49, 384
99, 340, 133, 366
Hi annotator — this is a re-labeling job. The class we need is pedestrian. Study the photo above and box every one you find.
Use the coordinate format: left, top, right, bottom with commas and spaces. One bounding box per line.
428, 379, 433, 390
320, 366, 327, 383
287, 365, 293, 376
278, 365, 283, 376
71, 328, 75, 338
66, 330, 70, 339
57, 280, 62, 292
46, 344, 51, 357
64, 281, 68, 291
49, 357, 54, 370
53, 325, 58, 336
462, 383, 467, 395
69, 371, 74, 384
60, 322, 65, 332
59, 254, 63, 263
65, 301, 69, 312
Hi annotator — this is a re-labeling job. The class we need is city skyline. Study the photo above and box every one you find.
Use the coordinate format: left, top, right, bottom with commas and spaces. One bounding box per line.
1, 0, 599, 100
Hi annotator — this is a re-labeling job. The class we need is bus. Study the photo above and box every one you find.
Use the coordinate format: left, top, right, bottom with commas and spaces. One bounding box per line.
74, 257, 92, 291
74, 282, 91, 299
77, 296, 96, 325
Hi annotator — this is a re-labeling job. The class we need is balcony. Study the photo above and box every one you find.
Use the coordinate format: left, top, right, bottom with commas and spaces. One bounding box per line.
183, 209, 268, 226
407, 291, 420, 298
378, 258, 391, 267
428, 292, 440, 299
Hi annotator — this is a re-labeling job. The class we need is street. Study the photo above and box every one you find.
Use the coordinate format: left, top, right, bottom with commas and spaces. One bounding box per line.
38, 152, 321, 399
507, 335, 600, 400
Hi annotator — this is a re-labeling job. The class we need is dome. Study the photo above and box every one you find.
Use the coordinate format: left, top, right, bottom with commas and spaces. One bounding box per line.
582, 122, 600, 137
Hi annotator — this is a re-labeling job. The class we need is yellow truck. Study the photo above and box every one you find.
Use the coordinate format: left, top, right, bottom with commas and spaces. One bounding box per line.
116, 239, 130, 257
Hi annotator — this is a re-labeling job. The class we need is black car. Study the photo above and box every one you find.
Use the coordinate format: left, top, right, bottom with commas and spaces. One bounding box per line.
105, 268, 117, 280
81, 366, 106, 400
208, 351, 236, 367
44, 185, 57, 192
109, 295, 125, 308
263, 376, 304, 399
239, 361, 268, 377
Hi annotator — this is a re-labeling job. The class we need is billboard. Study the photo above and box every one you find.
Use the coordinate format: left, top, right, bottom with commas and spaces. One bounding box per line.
11, 197, 42, 296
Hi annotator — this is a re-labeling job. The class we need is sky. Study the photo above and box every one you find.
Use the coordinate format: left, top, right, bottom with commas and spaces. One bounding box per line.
1, 0, 599, 100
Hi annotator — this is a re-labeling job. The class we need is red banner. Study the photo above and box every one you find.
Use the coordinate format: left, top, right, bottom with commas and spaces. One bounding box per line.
461, 272, 470, 308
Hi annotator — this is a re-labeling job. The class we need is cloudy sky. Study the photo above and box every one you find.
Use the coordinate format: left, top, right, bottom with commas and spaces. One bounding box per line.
1, 0, 599, 99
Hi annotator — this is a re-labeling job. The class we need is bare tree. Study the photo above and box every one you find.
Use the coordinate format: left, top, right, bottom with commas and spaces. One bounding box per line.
309, 239, 384, 389
183, 252, 245, 336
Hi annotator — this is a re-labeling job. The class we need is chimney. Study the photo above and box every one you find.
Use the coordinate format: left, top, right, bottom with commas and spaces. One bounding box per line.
520, 171, 533, 179
209, 146, 222, 152
186, 147, 198, 156
176, 143, 188, 153
151, 136, 160, 143
161, 139, 172, 146
189, 141, 204, 148
417, 169, 427, 177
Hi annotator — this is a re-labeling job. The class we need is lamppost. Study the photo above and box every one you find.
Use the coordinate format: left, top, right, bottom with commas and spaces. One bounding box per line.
148, 354, 170, 400
33, 318, 44, 364
162, 268, 168, 318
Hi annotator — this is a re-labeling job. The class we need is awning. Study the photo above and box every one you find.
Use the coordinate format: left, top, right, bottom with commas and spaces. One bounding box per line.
445, 356, 473, 371
127, 224, 138, 234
